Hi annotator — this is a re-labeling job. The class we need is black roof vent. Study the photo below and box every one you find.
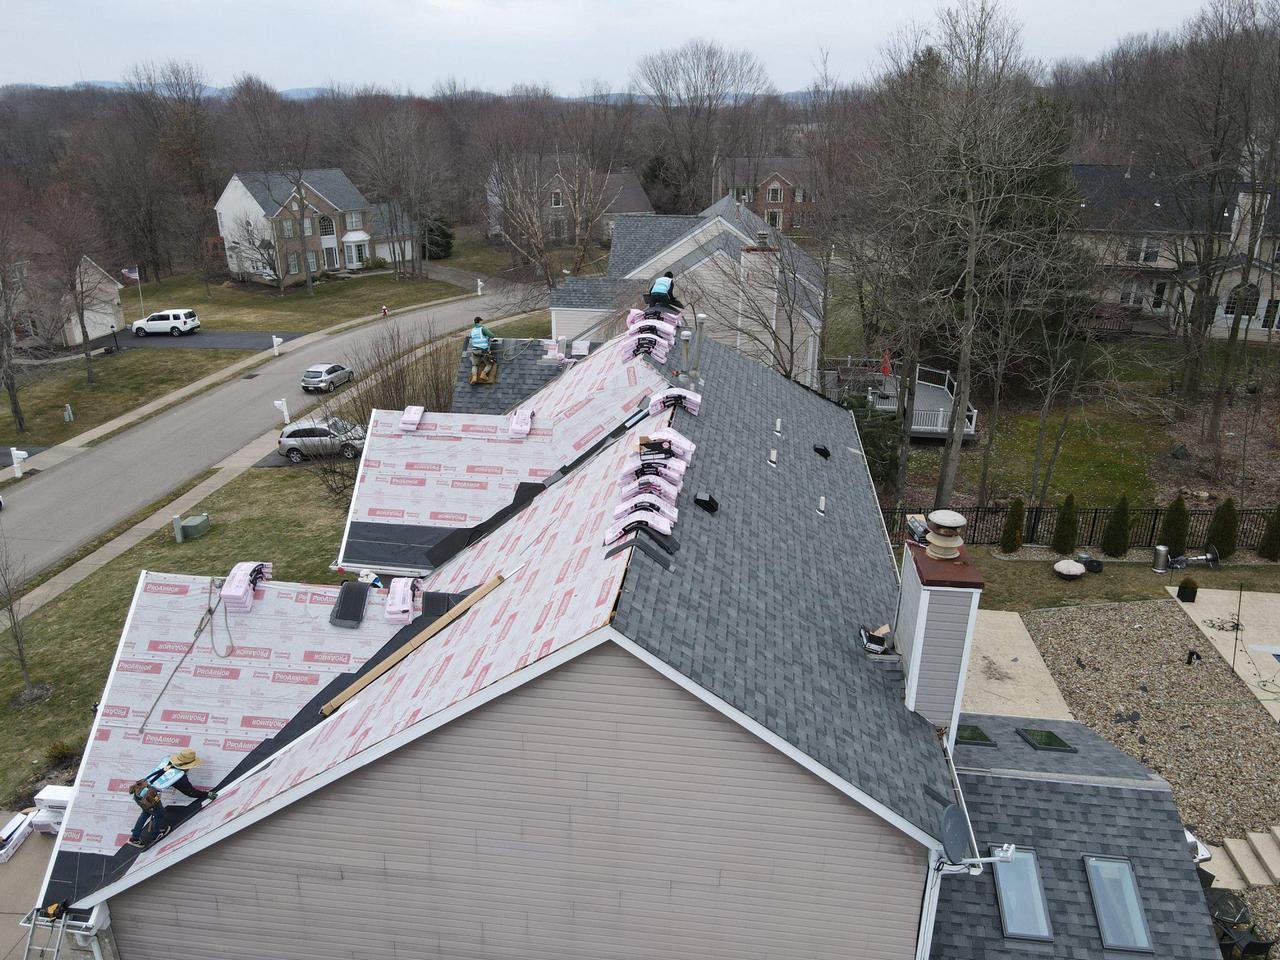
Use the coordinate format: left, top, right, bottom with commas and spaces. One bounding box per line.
695, 492, 719, 514
329, 581, 370, 629
814, 445, 831, 459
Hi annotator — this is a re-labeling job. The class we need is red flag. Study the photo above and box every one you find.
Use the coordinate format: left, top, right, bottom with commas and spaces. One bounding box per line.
881, 349, 892, 376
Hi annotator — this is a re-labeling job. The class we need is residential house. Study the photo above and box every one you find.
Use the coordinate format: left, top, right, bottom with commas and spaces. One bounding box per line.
1073, 163, 1280, 338
214, 168, 420, 286
485, 160, 653, 247
712, 156, 817, 234
30, 329, 1218, 960
549, 196, 825, 384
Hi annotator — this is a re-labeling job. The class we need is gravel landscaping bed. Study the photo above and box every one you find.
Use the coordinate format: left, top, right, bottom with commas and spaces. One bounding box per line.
994, 545, 1276, 565
1024, 598, 1280, 846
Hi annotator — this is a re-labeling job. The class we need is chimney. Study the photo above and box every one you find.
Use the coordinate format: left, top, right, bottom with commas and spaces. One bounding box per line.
894, 510, 984, 746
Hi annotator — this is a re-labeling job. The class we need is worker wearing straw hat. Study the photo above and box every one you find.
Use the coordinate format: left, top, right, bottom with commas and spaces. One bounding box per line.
126, 748, 216, 849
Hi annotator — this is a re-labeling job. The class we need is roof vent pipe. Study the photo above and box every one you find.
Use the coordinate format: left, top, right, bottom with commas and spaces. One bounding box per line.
925, 510, 966, 560
690, 314, 706, 383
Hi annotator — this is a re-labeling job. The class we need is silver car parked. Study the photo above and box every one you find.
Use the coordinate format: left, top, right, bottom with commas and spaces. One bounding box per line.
278, 417, 366, 463
301, 363, 355, 393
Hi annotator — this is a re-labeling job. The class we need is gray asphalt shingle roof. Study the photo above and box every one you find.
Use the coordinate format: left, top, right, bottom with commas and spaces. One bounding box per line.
450, 337, 577, 415
603, 171, 654, 215
605, 214, 702, 277
720, 156, 813, 187
548, 276, 643, 310
932, 714, 1219, 960
237, 168, 369, 215
612, 339, 954, 838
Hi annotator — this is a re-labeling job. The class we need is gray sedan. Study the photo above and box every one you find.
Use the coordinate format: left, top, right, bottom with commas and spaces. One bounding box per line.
301, 363, 355, 393
278, 417, 366, 463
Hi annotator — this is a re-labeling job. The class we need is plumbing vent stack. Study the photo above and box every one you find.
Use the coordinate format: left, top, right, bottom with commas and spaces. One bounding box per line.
925, 509, 966, 560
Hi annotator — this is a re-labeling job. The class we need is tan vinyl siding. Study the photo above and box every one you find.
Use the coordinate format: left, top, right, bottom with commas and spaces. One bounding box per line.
109, 643, 927, 960
913, 589, 974, 726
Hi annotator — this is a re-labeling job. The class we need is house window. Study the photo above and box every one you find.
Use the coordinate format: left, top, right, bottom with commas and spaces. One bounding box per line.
1264, 299, 1278, 329
306, 251, 317, 273
287, 252, 299, 275
1225, 282, 1260, 317
1083, 857, 1153, 952
346, 211, 363, 230
303, 217, 313, 237
766, 210, 781, 228
1016, 727, 1077, 752
355, 242, 367, 263
282, 219, 295, 239
550, 190, 564, 208
1142, 238, 1159, 262
794, 187, 805, 203
1151, 281, 1167, 310
767, 184, 783, 203
1119, 280, 1143, 307
216, 211, 224, 230
550, 218, 565, 242
992, 848, 1053, 941
290, 201, 298, 212
1124, 239, 1141, 262
956, 724, 996, 747
319, 216, 335, 237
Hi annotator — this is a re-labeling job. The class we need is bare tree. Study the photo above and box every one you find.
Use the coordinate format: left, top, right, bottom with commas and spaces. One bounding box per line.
0, 181, 30, 432
0, 527, 34, 697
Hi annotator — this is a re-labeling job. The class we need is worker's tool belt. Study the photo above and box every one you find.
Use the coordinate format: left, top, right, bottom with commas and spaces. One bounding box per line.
130, 768, 167, 810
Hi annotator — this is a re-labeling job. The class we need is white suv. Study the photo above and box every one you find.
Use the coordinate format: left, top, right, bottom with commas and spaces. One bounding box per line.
132, 309, 201, 337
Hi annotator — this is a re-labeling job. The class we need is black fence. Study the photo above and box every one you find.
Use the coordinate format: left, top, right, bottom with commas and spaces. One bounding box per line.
884, 504, 1276, 552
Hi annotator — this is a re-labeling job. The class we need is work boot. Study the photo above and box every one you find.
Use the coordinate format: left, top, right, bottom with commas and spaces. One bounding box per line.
469, 370, 478, 385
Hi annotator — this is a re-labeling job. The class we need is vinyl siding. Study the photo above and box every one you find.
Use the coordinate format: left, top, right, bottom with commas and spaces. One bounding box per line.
912, 589, 975, 726
109, 642, 927, 960
897, 551, 923, 676
551, 307, 607, 339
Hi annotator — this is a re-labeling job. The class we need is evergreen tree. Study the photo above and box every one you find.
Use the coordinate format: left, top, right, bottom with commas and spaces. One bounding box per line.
1160, 494, 1190, 558
1000, 499, 1025, 554
1205, 498, 1239, 559
1258, 504, 1280, 561
1051, 494, 1078, 555
1101, 494, 1131, 558
844, 394, 901, 487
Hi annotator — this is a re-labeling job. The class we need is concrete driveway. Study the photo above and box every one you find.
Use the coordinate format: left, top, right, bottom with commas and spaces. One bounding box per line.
88, 331, 306, 351
962, 610, 1074, 720
0, 280, 540, 580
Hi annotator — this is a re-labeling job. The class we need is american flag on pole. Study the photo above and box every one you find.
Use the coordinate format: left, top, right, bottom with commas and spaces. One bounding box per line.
121, 266, 139, 283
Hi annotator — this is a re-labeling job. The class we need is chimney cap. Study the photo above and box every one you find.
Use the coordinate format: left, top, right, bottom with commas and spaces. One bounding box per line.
928, 509, 966, 533
925, 510, 966, 560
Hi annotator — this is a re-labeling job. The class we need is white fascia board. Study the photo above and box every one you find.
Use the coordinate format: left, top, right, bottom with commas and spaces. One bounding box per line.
76, 625, 616, 910
914, 845, 945, 960
945, 591, 982, 750
333, 408, 379, 572
604, 627, 941, 850
905, 587, 930, 710
37, 571, 151, 908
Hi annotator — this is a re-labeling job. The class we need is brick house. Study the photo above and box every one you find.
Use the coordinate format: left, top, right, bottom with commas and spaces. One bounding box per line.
214, 168, 420, 287
712, 157, 816, 234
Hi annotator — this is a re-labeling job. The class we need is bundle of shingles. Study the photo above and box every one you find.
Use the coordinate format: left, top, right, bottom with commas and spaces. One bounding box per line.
605, 427, 697, 545
625, 308, 681, 363
220, 562, 274, 613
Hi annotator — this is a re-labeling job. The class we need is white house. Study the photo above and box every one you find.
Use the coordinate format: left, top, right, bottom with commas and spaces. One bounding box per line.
61, 256, 124, 347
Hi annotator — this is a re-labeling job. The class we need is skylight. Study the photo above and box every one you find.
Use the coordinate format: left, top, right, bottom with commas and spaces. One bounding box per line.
992, 847, 1053, 941
1084, 856, 1153, 952
1016, 727, 1077, 752
956, 724, 996, 747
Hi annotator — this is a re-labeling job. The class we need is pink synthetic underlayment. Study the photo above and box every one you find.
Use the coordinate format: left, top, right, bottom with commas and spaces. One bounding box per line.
119, 411, 675, 886
52, 573, 410, 861
339, 335, 672, 570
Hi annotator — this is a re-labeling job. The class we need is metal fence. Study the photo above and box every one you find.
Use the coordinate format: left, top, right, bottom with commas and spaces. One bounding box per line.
884, 504, 1276, 551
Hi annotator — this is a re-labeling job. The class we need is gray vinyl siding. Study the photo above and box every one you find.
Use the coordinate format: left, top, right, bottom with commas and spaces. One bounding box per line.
913, 589, 974, 726
896, 551, 923, 670
109, 643, 928, 960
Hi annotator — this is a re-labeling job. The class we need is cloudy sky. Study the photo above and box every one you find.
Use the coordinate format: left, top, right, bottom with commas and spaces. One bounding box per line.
7, 0, 1205, 94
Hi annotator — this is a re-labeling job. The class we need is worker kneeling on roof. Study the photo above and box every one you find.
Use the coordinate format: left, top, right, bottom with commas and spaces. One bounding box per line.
646, 271, 684, 310
469, 316, 498, 384
126, 748, 216, 849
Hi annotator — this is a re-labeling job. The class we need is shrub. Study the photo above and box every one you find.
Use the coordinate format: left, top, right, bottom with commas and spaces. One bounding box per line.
1101, 494, 1131, 558
1205, 497, 1239, 559
844, 394, 900, 486
426, 218, 455, 259
365, 255, 389, 269
1160, 494, 1190, 558
44, 739, 78, 767
1000, 499, 1025, 554
1051, 494, 1078, 555
1259, 504, 1280, 561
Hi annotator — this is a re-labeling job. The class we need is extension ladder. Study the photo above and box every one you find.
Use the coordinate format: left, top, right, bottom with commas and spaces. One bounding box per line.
21, 907, 70, 960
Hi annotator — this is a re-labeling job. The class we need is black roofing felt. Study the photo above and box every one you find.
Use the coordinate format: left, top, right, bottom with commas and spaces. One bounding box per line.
450, 338, 566, 416
611, 339, 954, 839
341, 520, 453, 571
932, 713, 1219, 960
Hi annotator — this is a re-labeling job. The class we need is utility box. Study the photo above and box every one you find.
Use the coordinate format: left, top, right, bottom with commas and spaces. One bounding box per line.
180, 514, 210, 541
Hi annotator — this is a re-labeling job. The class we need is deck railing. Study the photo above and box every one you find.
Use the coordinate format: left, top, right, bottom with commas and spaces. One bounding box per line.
865, 364, 978, 434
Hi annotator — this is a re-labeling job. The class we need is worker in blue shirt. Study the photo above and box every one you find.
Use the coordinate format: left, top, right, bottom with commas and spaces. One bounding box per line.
469, 317, 498, 384
646, 271, 684, 310
126, 748, 215, 848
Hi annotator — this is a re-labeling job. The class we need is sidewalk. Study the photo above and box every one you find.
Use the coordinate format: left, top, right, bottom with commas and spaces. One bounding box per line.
18, 288, 479, 474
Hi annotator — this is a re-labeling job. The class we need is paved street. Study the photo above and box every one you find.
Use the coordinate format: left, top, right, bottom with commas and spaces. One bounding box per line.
0, 279, 539, 580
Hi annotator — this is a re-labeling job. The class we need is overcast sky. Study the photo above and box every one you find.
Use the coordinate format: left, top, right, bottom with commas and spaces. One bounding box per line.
7, 0, 1206, 94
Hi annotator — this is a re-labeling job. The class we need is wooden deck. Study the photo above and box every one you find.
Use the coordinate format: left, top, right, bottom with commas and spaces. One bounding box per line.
867, 366, 978, 439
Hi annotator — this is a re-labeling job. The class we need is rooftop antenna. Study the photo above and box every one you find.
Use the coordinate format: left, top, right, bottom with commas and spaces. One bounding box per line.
939, 804, 1015, 874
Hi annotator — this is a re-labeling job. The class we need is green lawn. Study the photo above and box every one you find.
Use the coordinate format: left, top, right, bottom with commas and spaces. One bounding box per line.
906, 404, 1168, 507
131, 271, 465, 334
969, 546, 1280, 612
0, 467, 348, 805
495, 310, 551, 339
447, 225, 607, 281
2, 349, 256, 448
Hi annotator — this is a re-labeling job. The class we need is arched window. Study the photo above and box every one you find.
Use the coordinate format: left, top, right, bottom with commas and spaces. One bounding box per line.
319, 215, 335, 237
1225, 282, 1260, 317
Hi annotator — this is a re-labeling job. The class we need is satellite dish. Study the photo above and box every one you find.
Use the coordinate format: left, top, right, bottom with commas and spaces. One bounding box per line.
940, 803, 971, 866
